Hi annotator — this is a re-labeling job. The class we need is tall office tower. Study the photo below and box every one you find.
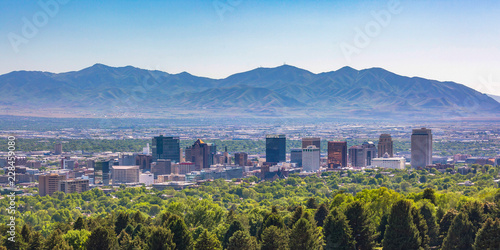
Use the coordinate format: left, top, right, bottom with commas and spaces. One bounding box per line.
411, 128, 433, 168
266, 134, 286, 163
302, 145, 320, 172
94, 160, 111, 185
362, 141, 377, 166
349, 146, 365, 167
185, 139, 216, 171
223, 146, 229, 164
290, 149, 303, 167
152, 135, 180, 163
328, 141, 347, 168
38, 174, 66, 196
234, 152, 248, 167
302, 137, 321, 151
378, 134, 394, 157
54, 143, 62, 155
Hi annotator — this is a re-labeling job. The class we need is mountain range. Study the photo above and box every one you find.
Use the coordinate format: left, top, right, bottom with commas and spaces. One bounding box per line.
0, 64, 499, 120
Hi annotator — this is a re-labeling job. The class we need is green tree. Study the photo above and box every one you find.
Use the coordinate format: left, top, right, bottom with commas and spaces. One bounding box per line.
411, 206, 429, 250
345, 201, 374, 250
289, 218, 321, 250
441, 213, 474, 250
194, 230, 222, 250
148, 226, 176, 250
376, 214, 388, 244
115, 212, 130, 235
473, 218, 500, 249
73, 217, 86, 230
223, 220, 244, 248
462, 201, 485, 233
168, 216, 193, 250
86, 227, 118, 250
306, 197, 318, 209
260, 213, 285, 239
261, 226, 289, 250
419, 203, 439, 246
438, 209, 458, 245
63, 229, 91, 250
323, 208, 355, 250
314, 203, 329, 227
44, 229, 72, 250
383, 200, 421, 250
29, 231, 44, 250
422, 188, 436, 205
227, 230, 258, 250
21, 224, 32, 243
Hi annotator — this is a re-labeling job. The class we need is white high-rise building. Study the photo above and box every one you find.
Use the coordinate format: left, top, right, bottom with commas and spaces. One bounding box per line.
302, 145, 320, 172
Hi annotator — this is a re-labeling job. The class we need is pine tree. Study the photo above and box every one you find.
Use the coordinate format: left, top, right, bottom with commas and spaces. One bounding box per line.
73, 217, 86, 230
323, 208, 355, 250
375, 213, 388, 244
462, 201, 485, 233
422, 188, 436, 205
306, 197, 318, 209
227, 230, 258, 250
314, 203, 329, 227
115, 211, 130, 235
290, 206, 304, 227
438, 209, 458, 246
223, 220, 244, 248
132, 211, 145, 225
411, 206, 429, 250
419, 203, 439, 247
194, 229, 222, 250
473, 218, 500, 249
289, 218, 321, 250
148, 226, 176, 250
86, 226, 118, 250
29, 231, 44, 250
383, 200, 421, 250
44, 229, 72, 250
441, 212, 475, 250
21, 224, 32, 243
259, 213, 285, 239
261, 226, 289, 250
345, 201, 374, 250
168, 217, 193, 250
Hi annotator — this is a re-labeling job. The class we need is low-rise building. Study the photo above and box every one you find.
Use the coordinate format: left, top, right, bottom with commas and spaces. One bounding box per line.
371, 153, 405, 169
112, 166, 140, 184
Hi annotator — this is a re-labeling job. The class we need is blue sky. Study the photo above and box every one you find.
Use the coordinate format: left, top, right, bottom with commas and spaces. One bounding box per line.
1, 0, 500, 95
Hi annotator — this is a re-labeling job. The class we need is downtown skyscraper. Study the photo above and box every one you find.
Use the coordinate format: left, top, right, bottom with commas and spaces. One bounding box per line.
411, 128, 433, 168
152, 135, 181, 163
266, 134, 286, 163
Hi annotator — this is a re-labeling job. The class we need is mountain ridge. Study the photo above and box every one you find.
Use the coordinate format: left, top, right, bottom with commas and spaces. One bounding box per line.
0, 64, 498, 119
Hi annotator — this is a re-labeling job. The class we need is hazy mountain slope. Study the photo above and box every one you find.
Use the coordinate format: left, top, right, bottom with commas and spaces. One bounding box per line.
0, 64, 498, 118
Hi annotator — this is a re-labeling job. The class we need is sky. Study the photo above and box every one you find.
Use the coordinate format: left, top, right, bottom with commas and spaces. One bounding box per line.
1, 0, 500, 95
